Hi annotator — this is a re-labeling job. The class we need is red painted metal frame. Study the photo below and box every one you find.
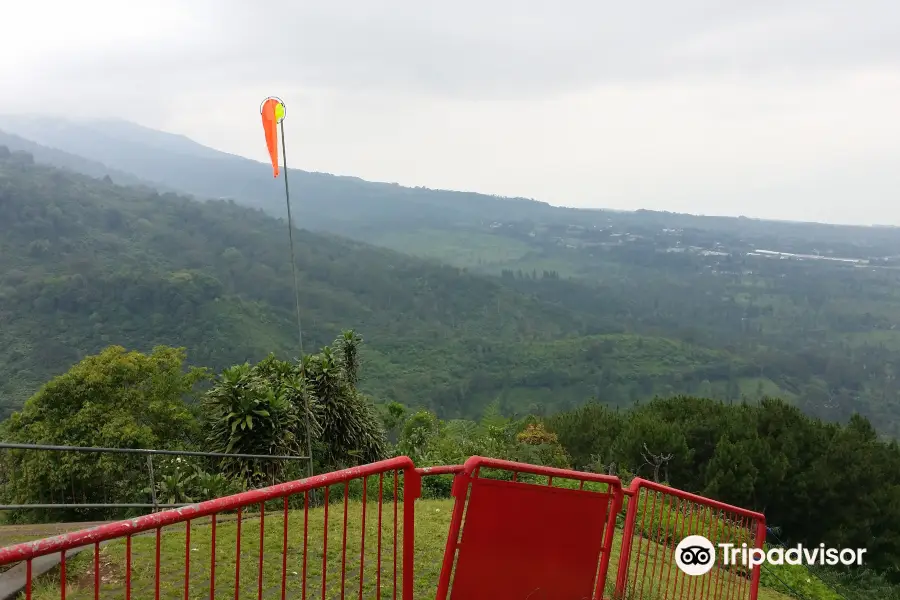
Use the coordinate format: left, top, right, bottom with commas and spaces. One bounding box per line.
615, 477, 767, 600
0, 456, 422, 600
434, 456, 624, 600
0, 457, 769, 600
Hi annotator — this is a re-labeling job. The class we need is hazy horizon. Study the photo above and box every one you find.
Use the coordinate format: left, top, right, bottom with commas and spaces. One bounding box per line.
2, 1, 899, 227
2, 112, 898, 230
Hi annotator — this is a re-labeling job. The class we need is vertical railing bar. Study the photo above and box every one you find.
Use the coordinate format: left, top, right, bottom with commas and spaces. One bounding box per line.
210, 514, 217, 600
712, 509, 726, 600
660, 496, 679, 597
94, 542, 100, 600
153, 526, 162, 600
614, 486, 640, 596
377, 472, 384, 600
751, 517, 768, 600
358, 476, 368, 600
341, 481, 349, 600
125, 536, 131, 600
401, 469, 417, 600
700, 504, 719, 600
393, 470, 398, 600
302, 491, 309, 600
685, 503, 706, 600
646, 490, 668, 598
26, 559, 32, 600
738, 514, 752, 600
257, 503, 265, 600
677, 499, 699, 600
670, 496, 690, 600
724, 515, 741, 600
60, 551, 67, 600
281, 497, 289, 600
184, 520, 192, 600
321, 486, 330, 600
234, 508, 243, 600
635, 489, 660, 600
628, 489, 649, 595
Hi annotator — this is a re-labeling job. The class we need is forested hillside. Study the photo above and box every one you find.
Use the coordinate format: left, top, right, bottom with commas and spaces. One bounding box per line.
1, 148, 748, 419
5, 142, 900, 436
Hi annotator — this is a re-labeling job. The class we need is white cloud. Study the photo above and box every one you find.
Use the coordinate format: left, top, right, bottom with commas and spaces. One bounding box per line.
1, 0, 899, 225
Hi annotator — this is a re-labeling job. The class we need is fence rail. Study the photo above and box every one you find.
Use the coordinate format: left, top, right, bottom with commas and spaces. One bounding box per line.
0, 442, 311, 461
0, 441, 310, 516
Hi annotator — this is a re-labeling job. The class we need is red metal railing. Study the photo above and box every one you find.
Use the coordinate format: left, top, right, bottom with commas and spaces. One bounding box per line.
0, 456, 421, 600
614, 477, 767, 600
0, 457, 766, 600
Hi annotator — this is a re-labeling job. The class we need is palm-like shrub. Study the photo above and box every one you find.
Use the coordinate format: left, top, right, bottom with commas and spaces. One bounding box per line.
202, 331, 387, 487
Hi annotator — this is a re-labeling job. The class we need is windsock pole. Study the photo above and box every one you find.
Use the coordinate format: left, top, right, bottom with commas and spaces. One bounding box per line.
261, 96, 314, 480
281, 120, 315, 480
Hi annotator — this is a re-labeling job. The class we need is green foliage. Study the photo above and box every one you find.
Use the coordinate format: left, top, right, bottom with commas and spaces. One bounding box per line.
304, 333, 388, 468
0, 345, 206, 522
202, 331, 387, 486
202, 360, 309, 486
547, 396, 900, 579
394, 406, 570, 498
0, 156, 651, 421
143, 457, 246, 505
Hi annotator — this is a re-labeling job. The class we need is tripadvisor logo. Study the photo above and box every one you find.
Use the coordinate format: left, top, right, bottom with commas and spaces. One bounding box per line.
675, 535, 867, 576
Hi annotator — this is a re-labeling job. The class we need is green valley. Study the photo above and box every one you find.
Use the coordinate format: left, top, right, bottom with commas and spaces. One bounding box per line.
1, 150, 760, 421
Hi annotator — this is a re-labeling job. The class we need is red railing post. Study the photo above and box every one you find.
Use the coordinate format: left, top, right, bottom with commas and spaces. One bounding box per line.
615, 486, 640, 598
434, 470, 472, 600
750, 518, 768, 600
401, 466, 422, 600
594, 486, 624, 600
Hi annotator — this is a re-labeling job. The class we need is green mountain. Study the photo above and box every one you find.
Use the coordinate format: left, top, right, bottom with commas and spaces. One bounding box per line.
1, 149, 759, 419
0, 116, 573, 238
0, 129, 152, 189
6, 120, 900, 437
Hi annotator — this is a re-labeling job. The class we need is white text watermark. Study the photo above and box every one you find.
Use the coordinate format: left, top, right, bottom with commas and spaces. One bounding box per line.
674, 535, 867, 576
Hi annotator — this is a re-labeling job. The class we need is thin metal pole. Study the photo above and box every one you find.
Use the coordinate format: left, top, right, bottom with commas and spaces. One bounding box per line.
279, 119, 314, 480
146, 456, 158, 512
0, 504, 198, 510
0, 442, 308, 461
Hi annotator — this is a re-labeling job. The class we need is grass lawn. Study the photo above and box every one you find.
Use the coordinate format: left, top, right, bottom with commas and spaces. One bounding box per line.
22, 497, 798, 600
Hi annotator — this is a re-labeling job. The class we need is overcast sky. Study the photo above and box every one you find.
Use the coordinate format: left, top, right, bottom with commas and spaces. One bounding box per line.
2, 1, 899, 225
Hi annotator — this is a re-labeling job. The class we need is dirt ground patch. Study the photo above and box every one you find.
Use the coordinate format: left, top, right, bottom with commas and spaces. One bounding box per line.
73, 553, 124, 591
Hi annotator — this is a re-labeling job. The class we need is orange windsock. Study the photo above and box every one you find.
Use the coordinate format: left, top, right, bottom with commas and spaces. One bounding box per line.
260, 97, 286, 177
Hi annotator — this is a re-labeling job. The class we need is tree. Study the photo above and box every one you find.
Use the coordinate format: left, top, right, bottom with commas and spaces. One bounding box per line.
202, 331, 387, 479
303, 331, 388, 468
201, 357, 312, 486
0, 345, 206, 521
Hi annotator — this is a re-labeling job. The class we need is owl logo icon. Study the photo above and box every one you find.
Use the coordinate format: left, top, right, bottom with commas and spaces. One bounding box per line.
675, 535, 716, 576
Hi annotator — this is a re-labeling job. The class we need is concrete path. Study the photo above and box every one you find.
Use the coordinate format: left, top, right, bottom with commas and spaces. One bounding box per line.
0, 521, 115, 600
0, 544, 109, 600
